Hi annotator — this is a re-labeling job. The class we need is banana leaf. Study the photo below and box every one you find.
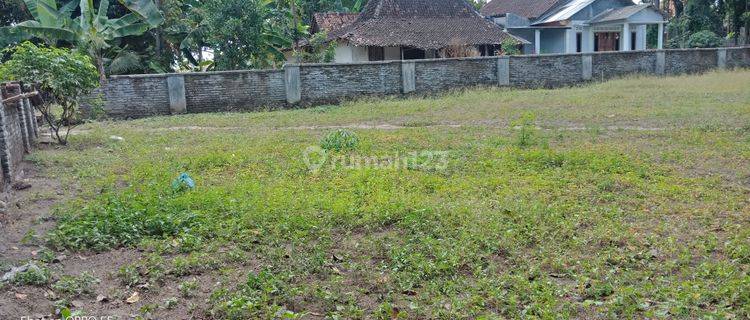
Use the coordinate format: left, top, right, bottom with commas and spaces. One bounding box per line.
118, 0, 164, 27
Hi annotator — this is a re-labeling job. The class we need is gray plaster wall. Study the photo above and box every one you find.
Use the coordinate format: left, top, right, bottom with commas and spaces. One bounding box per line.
91, 47, 750, 119
540, 29, 567, 54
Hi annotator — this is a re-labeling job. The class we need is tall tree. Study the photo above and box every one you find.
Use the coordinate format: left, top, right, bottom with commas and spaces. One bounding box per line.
4, 0, 164, 82
684, 0, 723, 34
0, 0, 31, 25
202, 0, 289, 70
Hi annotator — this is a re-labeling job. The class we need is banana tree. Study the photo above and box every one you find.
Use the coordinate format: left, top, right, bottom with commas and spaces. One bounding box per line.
5, 0, 163, 84
0, 0, 78, 46
74, 0, 160, 83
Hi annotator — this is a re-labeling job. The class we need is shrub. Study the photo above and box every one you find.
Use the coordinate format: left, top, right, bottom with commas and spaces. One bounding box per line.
292, 31, 335, 63
320, 129, 359, 152
13, 264, 52, 286
51, 272, 99, 297
500, 37, 521, 55
1, 42, 99, 145
687, 30, 723, 48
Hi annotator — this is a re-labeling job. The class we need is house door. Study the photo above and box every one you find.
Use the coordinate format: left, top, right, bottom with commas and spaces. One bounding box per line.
402, 48, 426, 60
594, 32, 620, 52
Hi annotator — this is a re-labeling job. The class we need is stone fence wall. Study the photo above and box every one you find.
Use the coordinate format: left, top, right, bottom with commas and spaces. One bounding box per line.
91, 47, 750, 119
0, 83, 39, 191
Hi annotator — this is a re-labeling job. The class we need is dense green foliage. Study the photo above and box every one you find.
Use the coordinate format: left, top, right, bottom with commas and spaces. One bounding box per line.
29, 71, 750, 318
1, 42, 99, 144
4, 0, 747, 73
202, 0, 289, 70
291, 31, 335, 63
2, 0, 164, 82
665, 0, 749, 48
499, 37, 521, 55
687, 30, 724, 47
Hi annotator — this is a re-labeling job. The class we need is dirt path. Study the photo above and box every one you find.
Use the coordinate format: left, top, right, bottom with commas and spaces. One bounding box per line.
57, 121, 680, 139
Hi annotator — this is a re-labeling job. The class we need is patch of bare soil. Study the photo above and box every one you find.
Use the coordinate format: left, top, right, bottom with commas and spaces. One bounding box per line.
0, 161, 231, 320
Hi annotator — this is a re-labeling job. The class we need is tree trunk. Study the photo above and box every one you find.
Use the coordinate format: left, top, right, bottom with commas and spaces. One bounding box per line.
96, 54, 107, 85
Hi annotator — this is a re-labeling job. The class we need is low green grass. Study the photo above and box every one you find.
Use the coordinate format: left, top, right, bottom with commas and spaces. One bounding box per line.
31, 70, 750, 318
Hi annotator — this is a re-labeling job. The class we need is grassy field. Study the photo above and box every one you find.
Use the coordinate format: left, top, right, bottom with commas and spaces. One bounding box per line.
6, 70, 750, 318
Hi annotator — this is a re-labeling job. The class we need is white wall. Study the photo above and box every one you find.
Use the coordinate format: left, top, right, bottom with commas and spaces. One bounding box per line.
384, 47, 400, 60
636, 24, 647, 50
540, 29, 567, 54
333, 41, 369, 63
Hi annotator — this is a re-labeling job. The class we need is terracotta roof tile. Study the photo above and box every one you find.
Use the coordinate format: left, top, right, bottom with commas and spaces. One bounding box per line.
480, 0, 564, 19
312, 12, 359, 34
326, 0, 527, 49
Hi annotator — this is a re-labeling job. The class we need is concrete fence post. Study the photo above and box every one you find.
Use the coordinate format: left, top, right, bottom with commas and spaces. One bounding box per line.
655, 51, 666, 75
401, 61, 416, 94
717, 48, 727, 69
167, 75, 187, 115
497, 57, 510, 86
285, 65, 301, 104
582, 54, 593, 81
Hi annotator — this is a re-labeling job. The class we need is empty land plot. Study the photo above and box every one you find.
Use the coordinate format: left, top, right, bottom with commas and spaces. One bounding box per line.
2, 70, 749, 319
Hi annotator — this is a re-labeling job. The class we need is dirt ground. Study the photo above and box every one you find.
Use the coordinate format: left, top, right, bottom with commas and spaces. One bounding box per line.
0, 160, 230, 320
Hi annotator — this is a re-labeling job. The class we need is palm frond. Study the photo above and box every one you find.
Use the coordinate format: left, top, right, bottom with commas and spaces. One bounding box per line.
107, 49, 142, 74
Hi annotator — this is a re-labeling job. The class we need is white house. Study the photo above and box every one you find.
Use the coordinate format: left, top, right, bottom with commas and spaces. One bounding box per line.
480, 0, 666, 54
288, 0, 529, 63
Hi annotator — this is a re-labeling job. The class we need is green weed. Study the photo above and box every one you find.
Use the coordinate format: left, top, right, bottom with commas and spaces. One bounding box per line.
320, 129, 359, 151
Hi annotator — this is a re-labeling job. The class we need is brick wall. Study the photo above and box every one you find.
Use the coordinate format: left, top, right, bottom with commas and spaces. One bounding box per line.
414, 58, 497, 92
90, 75, 171, 118
92, 47, 750, 119
184, 70, 286, 113
591, 51, 656, 80
300, 62, 402, 103
665, 49, 718, 75
0, 83, 39, 190
510, 54, 583, 88
726, 47, 750, 69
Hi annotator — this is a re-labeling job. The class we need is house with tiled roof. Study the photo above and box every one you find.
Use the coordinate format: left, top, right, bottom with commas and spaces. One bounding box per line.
293, 0, 528, 63
480, 0, 665, 54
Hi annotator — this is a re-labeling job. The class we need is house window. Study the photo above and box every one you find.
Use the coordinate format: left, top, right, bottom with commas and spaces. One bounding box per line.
576, 32, 582, 53
368, 47, 384, 61
631, 32, 637, 50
